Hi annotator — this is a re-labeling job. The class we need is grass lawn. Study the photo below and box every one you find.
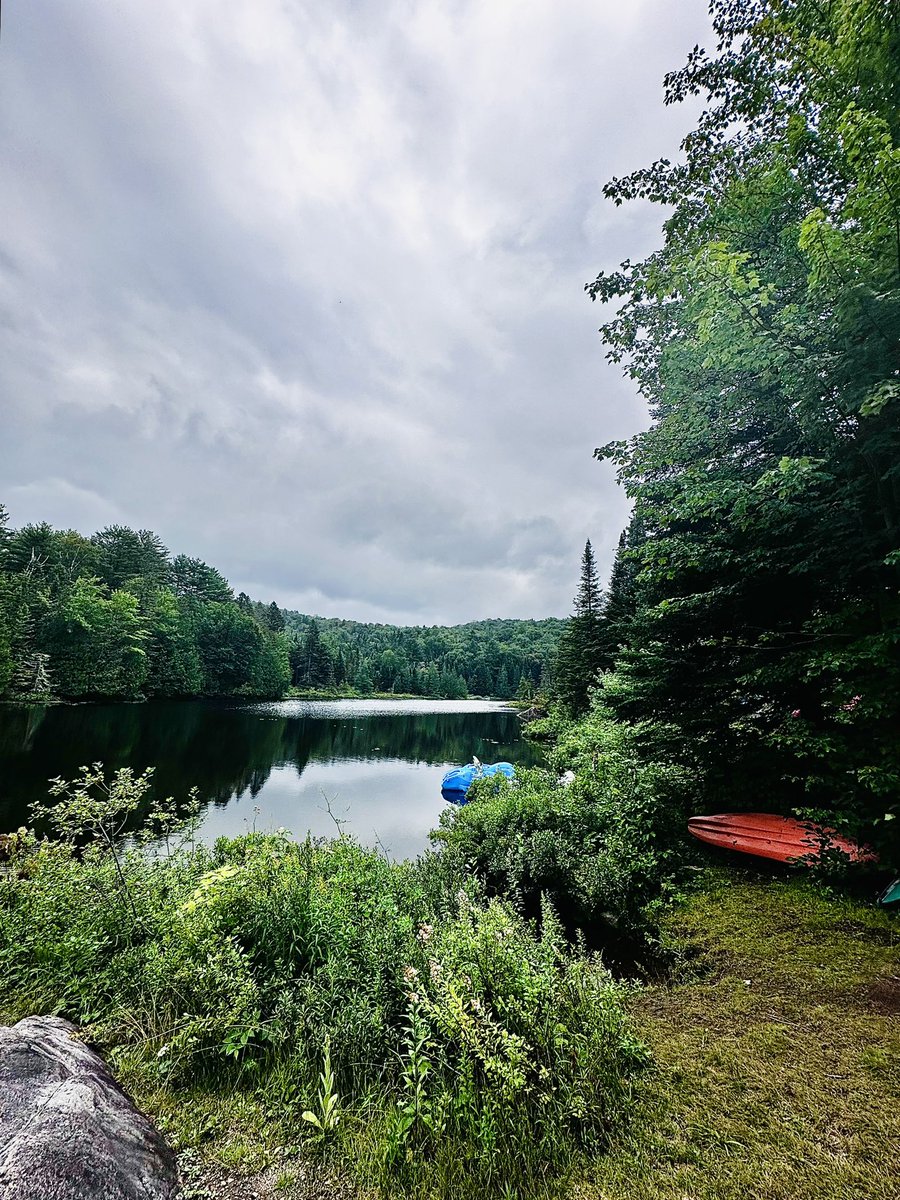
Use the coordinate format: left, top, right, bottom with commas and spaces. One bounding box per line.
582, 873, 900, 1200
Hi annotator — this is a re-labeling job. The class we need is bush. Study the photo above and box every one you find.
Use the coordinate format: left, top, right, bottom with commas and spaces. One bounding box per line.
0, 767, 644, 1198
435, 707, 691, 954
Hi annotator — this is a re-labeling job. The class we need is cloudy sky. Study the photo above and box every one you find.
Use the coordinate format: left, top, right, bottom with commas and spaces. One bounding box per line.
1, 0, 711, 624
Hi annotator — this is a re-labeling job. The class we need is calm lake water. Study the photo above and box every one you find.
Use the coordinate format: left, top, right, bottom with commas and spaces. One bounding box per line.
0, 699, 540, 859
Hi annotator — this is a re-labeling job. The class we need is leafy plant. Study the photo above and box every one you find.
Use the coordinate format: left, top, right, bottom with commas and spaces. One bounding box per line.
301, 1037, 341, 1141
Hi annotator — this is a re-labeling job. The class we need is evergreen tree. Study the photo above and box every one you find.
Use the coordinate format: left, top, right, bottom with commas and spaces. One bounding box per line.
496, 665, 511, 697
295, 620, 334, 689
354, 661, 375, 693
598, 518, 644, 669
554, 541, 606, 713
91, 526, 170, 590
575, 539, 601, 618
171, 555, 233, 603
13, 653, 53, 700
264, 601, 286, 632
144, 590, 203, 696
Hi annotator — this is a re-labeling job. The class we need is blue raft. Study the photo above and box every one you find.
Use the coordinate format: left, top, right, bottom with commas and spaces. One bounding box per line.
441, 761, 515, 804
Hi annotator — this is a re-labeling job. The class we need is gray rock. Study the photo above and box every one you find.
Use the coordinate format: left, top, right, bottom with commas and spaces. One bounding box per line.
0, 1016, 180, 1200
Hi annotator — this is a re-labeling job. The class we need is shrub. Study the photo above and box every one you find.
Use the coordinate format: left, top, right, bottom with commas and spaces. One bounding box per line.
434, 707, 691, 954
0, 767, 644, 1199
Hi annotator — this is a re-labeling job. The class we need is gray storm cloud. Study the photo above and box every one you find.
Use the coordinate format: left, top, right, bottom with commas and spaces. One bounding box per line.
0, 0, 711, 624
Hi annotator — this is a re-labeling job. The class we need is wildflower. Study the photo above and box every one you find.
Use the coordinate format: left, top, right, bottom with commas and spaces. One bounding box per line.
403, 965, 419, 984
429, 959, 442, 982
791, 709, 801, 718
471, 996, 483, 1015
842, 695, 862, 712
417, 922, 433, 944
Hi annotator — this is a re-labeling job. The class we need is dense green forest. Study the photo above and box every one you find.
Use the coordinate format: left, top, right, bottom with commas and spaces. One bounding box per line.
551, 0, 900, 855
279, 610, 562, 698
0, 512, 562, 702
0, 516, 292, 701
2, 6, 899, 1200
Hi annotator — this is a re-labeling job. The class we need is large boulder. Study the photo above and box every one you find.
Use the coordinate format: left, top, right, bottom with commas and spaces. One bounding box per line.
0, 1016, 180, 1200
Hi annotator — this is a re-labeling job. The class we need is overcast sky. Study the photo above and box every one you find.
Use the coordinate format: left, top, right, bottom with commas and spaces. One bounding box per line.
1, 0, 711, 625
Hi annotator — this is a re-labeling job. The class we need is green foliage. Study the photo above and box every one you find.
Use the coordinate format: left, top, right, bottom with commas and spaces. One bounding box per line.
42, 577, 148, 699
91, 526, 170, 591
0, 769, 642, 1199
582, 0, 900, 862
437, 709, 689, 950
300, 1037, 341, 1141
0, 514, 291, 702
0, 507, 560, 704
144, 589, 204, 697
282, 611, 564, 700
554, 540, 606, 714
170, 555, 233, 603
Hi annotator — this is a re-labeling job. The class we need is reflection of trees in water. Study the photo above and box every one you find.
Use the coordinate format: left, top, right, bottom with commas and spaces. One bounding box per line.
0, 703, 540, 834
287, 711, 539, 773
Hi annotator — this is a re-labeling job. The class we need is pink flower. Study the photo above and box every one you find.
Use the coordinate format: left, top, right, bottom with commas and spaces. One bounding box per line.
841, 695, 862, 712
791, 709, 801, 718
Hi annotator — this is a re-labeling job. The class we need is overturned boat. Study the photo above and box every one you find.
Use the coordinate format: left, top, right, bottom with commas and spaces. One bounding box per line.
441, 758, 515, 804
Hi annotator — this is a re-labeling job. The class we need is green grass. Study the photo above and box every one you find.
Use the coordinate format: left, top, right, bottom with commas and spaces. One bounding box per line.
117, 872, 899, 1200
581, 873, 900, 1200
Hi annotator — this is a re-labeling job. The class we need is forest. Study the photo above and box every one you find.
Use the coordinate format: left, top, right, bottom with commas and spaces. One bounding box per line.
0, 514, 562, 702
280, 610, 562, 698
1, 5, 899, 1200
549, 0, 900, 855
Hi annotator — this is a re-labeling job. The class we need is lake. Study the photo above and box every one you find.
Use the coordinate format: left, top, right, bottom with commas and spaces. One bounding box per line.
0, 698, 541, 859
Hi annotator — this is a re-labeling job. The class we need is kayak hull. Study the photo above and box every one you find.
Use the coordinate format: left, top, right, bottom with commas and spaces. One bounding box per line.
688, 813, 877, 865
441, 761, 514, 804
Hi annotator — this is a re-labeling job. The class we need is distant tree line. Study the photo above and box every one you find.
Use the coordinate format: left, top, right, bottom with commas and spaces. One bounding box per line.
274, 610, 562, 699
0, 510, 563, 703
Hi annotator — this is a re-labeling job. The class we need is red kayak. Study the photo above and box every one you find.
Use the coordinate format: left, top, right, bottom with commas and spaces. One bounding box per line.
688, 812, 877, 865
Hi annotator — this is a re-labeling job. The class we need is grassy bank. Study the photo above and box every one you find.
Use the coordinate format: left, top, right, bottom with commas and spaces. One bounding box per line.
587, 874, 899, 1200
2, 745, 897, 1199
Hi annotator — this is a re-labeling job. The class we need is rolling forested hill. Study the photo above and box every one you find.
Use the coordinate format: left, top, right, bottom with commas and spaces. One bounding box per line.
0, 509, 563, 701
277, 610, 562, 698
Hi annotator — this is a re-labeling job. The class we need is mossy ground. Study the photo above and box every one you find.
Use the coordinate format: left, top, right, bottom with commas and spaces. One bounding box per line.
582, 872, 899, 1200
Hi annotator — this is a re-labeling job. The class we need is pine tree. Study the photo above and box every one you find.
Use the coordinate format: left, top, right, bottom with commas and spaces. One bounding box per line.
13, 652, 53, 700
575, 539, 601, 618
554, 540, 606, 713
264, 601, 285, 632
598, 517, 644, 668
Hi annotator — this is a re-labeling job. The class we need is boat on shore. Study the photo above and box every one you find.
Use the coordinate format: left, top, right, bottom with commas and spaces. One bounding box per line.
688, 812, 878, 865
441, 759, 515, 804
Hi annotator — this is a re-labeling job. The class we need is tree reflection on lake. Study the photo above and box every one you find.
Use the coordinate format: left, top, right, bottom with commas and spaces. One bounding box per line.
0, 699, 540, 859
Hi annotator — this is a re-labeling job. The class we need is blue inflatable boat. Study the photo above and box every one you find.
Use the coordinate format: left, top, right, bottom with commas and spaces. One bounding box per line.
441, 760, 515, 804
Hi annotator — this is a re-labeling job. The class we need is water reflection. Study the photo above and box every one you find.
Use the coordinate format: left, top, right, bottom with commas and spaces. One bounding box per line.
0, 699, 539, 859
